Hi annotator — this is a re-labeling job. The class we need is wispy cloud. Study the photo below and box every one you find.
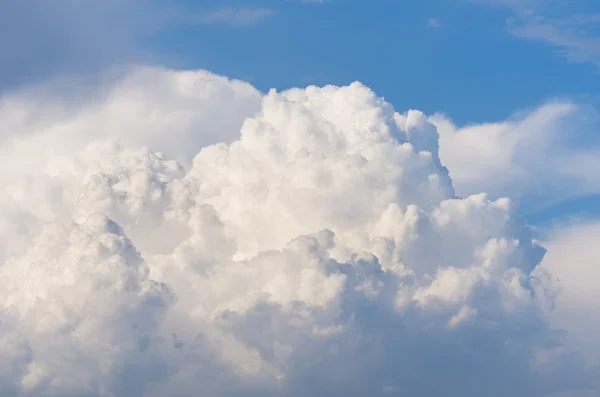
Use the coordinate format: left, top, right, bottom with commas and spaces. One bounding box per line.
509, 14, 600, 66
426, 18, 441, 28
194, 7, 275, 27
476, 0, 600, 66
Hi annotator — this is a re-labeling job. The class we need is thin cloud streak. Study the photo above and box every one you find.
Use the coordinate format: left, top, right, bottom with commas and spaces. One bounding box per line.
192, 7, 275, 26
475, 0, 600, 66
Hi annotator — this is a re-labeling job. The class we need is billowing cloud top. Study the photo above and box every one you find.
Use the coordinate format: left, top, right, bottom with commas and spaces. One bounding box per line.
0, 67, 589, 396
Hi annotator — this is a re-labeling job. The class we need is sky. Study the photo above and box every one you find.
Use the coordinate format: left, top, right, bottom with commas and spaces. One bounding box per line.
0, 1, 599, 396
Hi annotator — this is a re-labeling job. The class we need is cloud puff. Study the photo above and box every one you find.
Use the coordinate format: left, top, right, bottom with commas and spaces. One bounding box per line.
430, 102, 600, 215
0, 66, 261, 167
0, 67, 594, 396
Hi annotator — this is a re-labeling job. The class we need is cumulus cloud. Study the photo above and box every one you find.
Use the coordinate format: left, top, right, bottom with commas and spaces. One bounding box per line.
430, 102, 600, 215
541, 221, 600, 363
532, 219, 600, 397
0, 67, 595, 396
0, 66, 261, 167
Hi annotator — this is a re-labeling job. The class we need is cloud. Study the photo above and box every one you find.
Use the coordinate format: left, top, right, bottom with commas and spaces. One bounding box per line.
0, 66, 262, 169
193, 7, 275, 27
0, 65, 261, 262
474, 0, 600, 66
539, 220, 600, 392
430, 101, 600, 215
509, 15, 600, 66
426, 18, 441, 28
0, 66, 596, 396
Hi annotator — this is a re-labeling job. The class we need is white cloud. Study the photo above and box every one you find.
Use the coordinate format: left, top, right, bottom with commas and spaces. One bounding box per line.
541, 221, 600, 362
0, 65, 261, 263
0, 67, 593, 396
533, 219, 600, 397
430, 101, 600, 215
0, 66, 262, 168
475, 0, 600, 66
